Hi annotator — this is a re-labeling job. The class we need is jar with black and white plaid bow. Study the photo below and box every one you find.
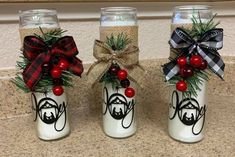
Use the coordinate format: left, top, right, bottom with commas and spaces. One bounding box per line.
168, 5, 213, 143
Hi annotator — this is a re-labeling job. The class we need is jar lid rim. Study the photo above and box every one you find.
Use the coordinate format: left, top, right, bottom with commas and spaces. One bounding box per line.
101, 7, 137, 13
174, 5, 212, 11
19, 9, 57, 16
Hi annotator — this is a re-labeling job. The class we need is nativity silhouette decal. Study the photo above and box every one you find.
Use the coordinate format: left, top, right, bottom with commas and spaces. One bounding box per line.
31, 93, 67, 132
169, 90, 206, 135
103, 86, 135, 129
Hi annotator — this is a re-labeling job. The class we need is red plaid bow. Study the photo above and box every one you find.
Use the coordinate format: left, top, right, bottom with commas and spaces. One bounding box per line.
22, 36, 83, 90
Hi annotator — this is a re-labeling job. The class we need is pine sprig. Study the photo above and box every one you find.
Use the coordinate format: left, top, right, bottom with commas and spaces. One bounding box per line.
11, 74, 31, 93
12, 28, 76, 93
100, 71, 121, 89
34, 27, 67, 46
106, 33, 132, 51
184, 13, 219, 39
168, 69, 210, 98
100, 33, 132, 88
16, 55, 29, 70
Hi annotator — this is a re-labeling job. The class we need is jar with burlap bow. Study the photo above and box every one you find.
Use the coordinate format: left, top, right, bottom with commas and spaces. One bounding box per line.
88, 7, 145, 138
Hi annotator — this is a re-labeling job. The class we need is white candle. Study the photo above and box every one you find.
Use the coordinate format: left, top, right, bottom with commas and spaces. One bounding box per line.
100, 7, 138, 138
168, 5, 211, 143
168, 81, 207, 143
103, 83, 137, 138
21, 23, 59, 29
173, 18, 209, 24
101, 20, 136, 26
19, 9, 70, 140
32, 91, 70, 140
19, 9, 60, 29
172, 5, 212, 24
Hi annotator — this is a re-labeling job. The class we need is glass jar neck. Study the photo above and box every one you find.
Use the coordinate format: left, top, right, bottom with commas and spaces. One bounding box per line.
172, 5, 212, 24
19, 9, 60, 28
100, 7, 137, 26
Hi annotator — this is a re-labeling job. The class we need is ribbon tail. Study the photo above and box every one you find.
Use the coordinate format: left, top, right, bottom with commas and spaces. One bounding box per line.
197, 47, 225, 79
86, 61, 112, 88
22, 53, 50, 90
162, 62, 179, 81
69, 57, 84, 76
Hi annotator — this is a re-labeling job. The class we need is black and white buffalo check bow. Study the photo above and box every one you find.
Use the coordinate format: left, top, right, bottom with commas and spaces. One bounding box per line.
163, 27, 225, 81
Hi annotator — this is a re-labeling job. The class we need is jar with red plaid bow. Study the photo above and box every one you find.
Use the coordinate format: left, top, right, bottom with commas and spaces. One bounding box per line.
12, 9, 83, 140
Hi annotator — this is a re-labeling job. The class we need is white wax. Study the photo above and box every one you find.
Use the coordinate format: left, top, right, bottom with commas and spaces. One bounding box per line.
21, 23, 59, 29
168, 81, 207, 143
103, 83, 137, 138
32, 91, 70, 140
173, 18, 209, 24
101, 20, 136, 26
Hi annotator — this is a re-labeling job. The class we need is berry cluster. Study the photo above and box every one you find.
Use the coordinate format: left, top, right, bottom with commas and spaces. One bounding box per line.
108, 64, 135, 98
176, 55, 208, 92
42, 57, 70, 96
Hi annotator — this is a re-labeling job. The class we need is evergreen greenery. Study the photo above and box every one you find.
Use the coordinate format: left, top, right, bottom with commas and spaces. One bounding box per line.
105, 33, 132, 51
184, 13, 219, 39
99, 68, 121, 89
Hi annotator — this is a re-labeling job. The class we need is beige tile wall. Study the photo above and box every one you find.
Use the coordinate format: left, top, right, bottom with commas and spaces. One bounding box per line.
0, 16, 234, 69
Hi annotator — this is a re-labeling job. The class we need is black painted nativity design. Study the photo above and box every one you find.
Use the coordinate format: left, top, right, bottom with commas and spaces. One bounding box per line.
103, 86, 135, 129
31, 93, 67, 132
169, 91, 206, 135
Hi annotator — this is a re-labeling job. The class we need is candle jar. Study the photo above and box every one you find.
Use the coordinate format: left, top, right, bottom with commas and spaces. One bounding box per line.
168, 5, 212, 143
100, 7, 138, 138
19, 9, 70, 140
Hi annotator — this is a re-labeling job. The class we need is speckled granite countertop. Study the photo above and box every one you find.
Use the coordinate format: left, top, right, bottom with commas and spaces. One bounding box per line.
0, 58, 235, 157
1, 95, 235, 157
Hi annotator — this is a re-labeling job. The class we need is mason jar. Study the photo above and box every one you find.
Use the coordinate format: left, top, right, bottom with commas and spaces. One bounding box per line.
168, 5, 212, 143
100, 7, 138, 138
19, 9, 70, 140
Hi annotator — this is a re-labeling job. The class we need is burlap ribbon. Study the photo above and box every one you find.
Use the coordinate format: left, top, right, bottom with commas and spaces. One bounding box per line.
87, 40, 145, 87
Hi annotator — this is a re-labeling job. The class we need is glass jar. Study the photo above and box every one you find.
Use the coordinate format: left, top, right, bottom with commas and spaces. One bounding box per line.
100, 7, 138, 138
168, 5, 212, 143
172, 5, 212, 24
19, 9, 60, 43
19, 9, 70, 140
100, 7, 137, 26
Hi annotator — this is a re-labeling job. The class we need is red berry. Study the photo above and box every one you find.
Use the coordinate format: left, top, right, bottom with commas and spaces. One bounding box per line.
53, 86, 64, 96
125, 87, 135, 98
199, 60, 208, 70
50, 67, 62, 78
117, 69, 128, 80
179, 66, 194, 78
177, 56, 187, 67
176, 80, 187, 92
58, 58, 69, 70
190, 55, 202, 68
